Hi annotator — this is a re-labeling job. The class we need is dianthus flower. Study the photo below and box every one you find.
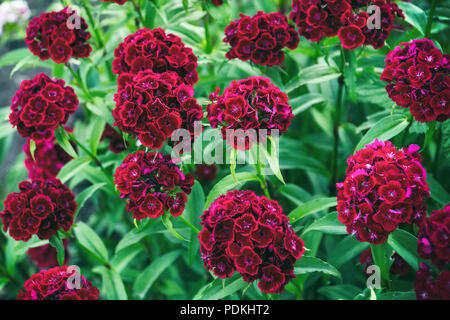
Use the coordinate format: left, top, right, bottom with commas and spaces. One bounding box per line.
25, 7, 92, 63
112, 28, 199, 85
336, 139, 430, 244
100, 124, 128, 154
417, 204, 450, 270
199, 190, 305, 294
0, 179, 77, 241
114, 151, 194, 220
113, 70, 202, 150
100, 0, 128, 4
23, 133, 73, 179
27, 239, 70, 268
17, 266, 99, 300
381, 39, 449, 123
290, 0, 404, 50
207, 77, 293, 150
224, 11, 299, 66
211, 0, 224, 6
415, 262, 450, 300
359, 248, 410, 275
195, 164, 218, 181
9, 73, 78, 141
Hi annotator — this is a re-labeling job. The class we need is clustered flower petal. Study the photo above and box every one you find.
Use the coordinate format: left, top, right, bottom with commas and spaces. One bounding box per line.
290, 0, 404, 50
415, 262, 450, 300
9, 73, 78, 141
417, 204, 450, 270
359, 248, 410, 275
112, 28, 199, 86
25, 7, 92, 63
114, 151, 194, 220
207, 77, 293, 150
224, 11, 299, 66
195, 164, 218, 182
0, 179, 77, 241
113, 70, 203, 149
27, 239, 70, 268
199, 190, 305, 294
211, 0, 224, 6
381, 39, 449, 123
100, 124, 128, 154
17, 266, 99, 300
336, 139, 430, 244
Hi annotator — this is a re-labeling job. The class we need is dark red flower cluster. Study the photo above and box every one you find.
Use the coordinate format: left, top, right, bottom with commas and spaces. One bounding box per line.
23, 135, 73, 180
25, 7, 92, 63
211, 0, 224, 6
207, 77, 293, 150
0, 179, 77, 241
417, 204, 450, 270
17, 266, 99, 300
289, 0, 404, 50
100, 124, 128, 154
336, 139, 430, 244
114, 151, 194, 220
9, 73, 78, 141
359, 248, 409, 275
100, 0, 128, 4
113, 70, 203, 150
381, 39, 449, 123
224, 11, 299, 66
27, 239, 70, 268
112, 28, 199, 86
199, 190, 305, 294
195, 164, 218, 181
415, 263, 450, 300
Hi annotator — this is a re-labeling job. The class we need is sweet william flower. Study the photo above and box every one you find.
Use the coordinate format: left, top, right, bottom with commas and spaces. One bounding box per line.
415, 263, 450, 300
27, 239, 70, 268
199, 190, 305, 294
195, 164, 218, 181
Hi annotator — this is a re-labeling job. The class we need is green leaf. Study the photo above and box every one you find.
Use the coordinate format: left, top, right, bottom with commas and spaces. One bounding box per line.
288, 197, 337, 223
89, 117, 106, 156
57, 156, 91, 184
29, 139, 36, 162
49, 234, 65, 266
0, 277, 9, 292
54, 126, 78, 159
427, 175, 450, 206
398, 2, 427, 35
230, 147, 237, 181
387, 229, 419, 271
183, 181, 205, 265
0, 48, 30, 68
289, 93, 325, 115
193, 273, 247, 300
355, 114, 409, 152
204, 172, 260, 210
287, 64, 340, 92
302, 212, 346, 236
74, 222, 109, 264
370, 243, 392, 288
318, 284, 361, 300
261, 136, 285, 184
93, 266, 128, 300
133, 250, 181, 299
111, 243, 144, 273
442, 120, 450, 162
115, 219, 158, 253
294, 256, 342, 279
377, 291, 416, 300
329, 236, 369, 268
279, 183, 312, 205
162, 212, 189, 242
74, 183, 106, 218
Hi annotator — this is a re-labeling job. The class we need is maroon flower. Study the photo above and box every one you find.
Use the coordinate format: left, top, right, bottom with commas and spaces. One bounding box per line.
100, 124, 128, 154
207, 77, 293, 150
415, 263, 450, 300
27, 239, 70, 268
113, 70, 202, 150
224, 11, 299, 66
17, 266, 99, 300
211, 0, 224, 6
359, 249, 409, 275
417, 204, 450, 270
25, 7, 92, 63
114, 151, 194, 221
199, 190, 305, 294
195, 164, 218, 181
381, 39, 449, 123
338, 25, 365, 50
0, 179, 77, 242
336, 139, 430, 244
9, 74, 78, 141
112, 28, 198, 86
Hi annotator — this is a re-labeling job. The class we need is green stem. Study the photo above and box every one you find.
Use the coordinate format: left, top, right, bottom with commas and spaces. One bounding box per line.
329, 46, 346, 195
132, 0, 145, 28
433, 126, 442, 176
179, 216, 200, 234
80, 0, 104, 48
202, 1, 212, 54
65, 63, 92, 102
253, 147, 271, 199
425, 0, 437, 38
370, 243, 392, 291
400, 116, 413, 146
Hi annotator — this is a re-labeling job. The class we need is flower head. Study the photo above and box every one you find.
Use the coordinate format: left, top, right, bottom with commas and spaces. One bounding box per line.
415, 263, 450, 300
199, 190, 305, 294
27, 239, 70, 268
195, 164, 218, 181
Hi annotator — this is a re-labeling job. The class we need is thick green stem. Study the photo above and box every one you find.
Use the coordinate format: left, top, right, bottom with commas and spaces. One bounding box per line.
425, 0, 437, 38
179, 216, 200, 234
66, 63, 92, 102
201, 1, 212, 54
253, 147, 271, 199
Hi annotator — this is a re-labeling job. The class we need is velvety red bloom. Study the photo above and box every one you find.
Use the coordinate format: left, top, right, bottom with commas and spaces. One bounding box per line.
195, 164, 218, 181
0, 179, 77, 241
17, 266, 99, 300
211, 0, 224, 5
415, 263, 450, 300
417, 204, 450, 270
224, 11, 299, 66
336, 139, 430, 244
100, 124, 128, 154
381, 39, 449, 123
114, 151, 194, 220
100, 0, 128, 4
207, 77, 293, 150
359, 248, 410, 275
25, 7, 92, 63
113, 70, 202, 150
9, 74, 78, 141
27, 239, 70, 268
112, 28, 198, 86
290, 0, 404, 50
199, 190, 305, 294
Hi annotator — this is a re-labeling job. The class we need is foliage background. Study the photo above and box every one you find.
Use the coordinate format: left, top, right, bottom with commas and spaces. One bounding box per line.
0, 0, 448, 300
